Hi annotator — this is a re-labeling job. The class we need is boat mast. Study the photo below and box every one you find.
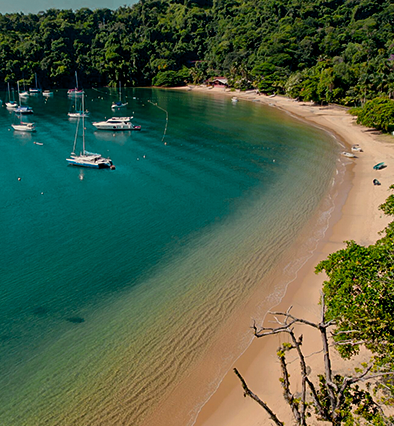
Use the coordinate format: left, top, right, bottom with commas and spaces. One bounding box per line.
35, 73, 38, 89
82, 93, 85, 155
75, 71, 79, 90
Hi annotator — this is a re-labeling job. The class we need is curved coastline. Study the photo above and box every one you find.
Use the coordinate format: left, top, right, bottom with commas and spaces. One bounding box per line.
144, 86, 394, 426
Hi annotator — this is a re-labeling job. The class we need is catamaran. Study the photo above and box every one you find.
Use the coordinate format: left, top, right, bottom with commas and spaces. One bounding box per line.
66, 94, 114, 169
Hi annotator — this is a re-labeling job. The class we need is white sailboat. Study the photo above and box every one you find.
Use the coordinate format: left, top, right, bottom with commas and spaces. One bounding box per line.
12, 112, 36, 132
111, 81, 128, 109
66, 94, 114, 169
68, 94, 90, 118
19, 79, 29, 98
5, 82, 17, 109
67, 71, 84, 96
15, 82, 34, 114
29, 73, 42, 94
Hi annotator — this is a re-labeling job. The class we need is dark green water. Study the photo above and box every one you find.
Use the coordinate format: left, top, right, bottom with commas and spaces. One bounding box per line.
0, 88, 338, 425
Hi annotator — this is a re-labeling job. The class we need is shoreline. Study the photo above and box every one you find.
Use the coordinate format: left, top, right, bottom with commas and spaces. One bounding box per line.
143, 86, 394, 426
191, 87, 394, 426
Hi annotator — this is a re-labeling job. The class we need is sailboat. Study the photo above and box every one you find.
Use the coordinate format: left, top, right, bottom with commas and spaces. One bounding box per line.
29, 73, 42, 94
68, 95, 90, 118
19, 79, 29, 98
111, 81, 128, 109
66, 94, 114, 169
12, 112, 36, 132
67, 71, 84, 96
15, 82, 34, 114
5, 82, 18, 109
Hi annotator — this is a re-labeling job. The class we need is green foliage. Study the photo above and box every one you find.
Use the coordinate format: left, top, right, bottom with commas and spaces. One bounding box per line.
315, 374, 388, 425
316, 187, 394, 366
0, 0, 393, 99
353, 97, 394, 132
152, 67, 189, 86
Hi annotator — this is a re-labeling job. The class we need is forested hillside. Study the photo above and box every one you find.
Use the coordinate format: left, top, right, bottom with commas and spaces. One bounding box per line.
1, 0, 393, 104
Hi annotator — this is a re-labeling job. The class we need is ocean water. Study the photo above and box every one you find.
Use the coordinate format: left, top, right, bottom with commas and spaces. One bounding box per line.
0, 88, 339, 425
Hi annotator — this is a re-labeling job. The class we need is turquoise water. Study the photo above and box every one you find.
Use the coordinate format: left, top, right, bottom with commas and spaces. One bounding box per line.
0, 88, 338, 425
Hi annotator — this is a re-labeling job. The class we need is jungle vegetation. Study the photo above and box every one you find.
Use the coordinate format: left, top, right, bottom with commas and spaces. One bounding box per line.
0, 0, 393, 107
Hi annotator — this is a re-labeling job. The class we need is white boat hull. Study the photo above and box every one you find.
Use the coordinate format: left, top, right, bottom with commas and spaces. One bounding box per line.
66, 154, 113, 168
92, 116, 141, 131
68, 112, 90, 118
12, 123, 36, 132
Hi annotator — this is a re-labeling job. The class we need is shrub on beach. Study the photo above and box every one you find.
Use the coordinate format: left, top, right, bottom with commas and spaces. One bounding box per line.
351, 97, 394, 132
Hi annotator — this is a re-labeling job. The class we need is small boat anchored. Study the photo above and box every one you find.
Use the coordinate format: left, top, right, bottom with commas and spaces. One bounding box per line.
15, 105, 34, 114
92, 117, 141, 131
29, 73, 42, 94
68, 90, 89, 118
66, 94, 114, 169
67, 71, 84, 96
111, 81, 128, 109
5, 82, 17, 109
12, 113, 36, 132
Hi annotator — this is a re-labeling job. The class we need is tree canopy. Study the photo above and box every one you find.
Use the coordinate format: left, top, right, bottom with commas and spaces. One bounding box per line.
0, 0, 393, 105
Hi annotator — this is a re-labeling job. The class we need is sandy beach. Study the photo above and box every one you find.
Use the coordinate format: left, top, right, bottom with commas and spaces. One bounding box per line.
183, 86, 394, 426
141, 85, 394, 426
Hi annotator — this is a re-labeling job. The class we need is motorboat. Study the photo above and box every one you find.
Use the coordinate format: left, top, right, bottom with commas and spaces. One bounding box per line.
43, 90, 53, 97
92, 117, 141, 131
66, 94, 114, 169
231, 96, 238, 103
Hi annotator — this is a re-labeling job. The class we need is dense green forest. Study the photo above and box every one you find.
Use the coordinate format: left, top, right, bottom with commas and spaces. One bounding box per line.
0, 0, 393, 105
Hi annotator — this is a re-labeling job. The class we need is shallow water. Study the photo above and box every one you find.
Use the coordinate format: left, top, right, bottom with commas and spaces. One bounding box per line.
0, 88, 338, 425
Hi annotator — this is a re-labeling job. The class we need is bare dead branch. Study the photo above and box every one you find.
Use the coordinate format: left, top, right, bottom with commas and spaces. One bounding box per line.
233, 368, 284, 426
278, 345, 303, 424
